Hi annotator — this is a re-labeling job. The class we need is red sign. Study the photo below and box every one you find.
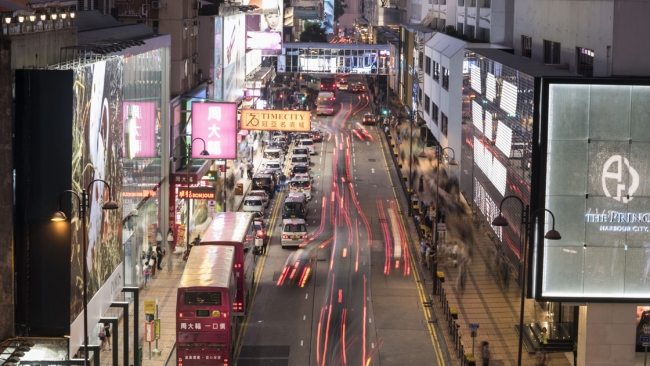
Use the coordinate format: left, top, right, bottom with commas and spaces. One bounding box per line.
177, 187, 216, 200
123, 101, 157, 158
145, 322, 154, 342
191, 102, 238, 159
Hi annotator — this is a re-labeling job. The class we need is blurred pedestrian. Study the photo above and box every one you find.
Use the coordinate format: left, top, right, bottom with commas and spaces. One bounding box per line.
102, 323, 111, 352
156, 245, 164, 271
481, 341, 491, 366
420, 239, 427, 264
279, 172, 287, 191
239, 162, 244, 178
247, 161, 254, 179
440, 205, 447, 223
418, 175, 424, 193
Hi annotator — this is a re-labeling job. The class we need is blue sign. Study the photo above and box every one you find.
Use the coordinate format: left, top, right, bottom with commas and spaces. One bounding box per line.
640, 336, 650, 343
469, 323, 479, 330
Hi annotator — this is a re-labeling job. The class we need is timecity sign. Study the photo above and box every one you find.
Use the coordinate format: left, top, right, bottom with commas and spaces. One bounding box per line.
240, 109, 311, 132
177, 187, 216, 200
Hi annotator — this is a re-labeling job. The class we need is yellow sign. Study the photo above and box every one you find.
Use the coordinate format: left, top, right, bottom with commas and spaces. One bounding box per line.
240, 110, 311, 132
154, 319, 161, 340
144, 300, 155, 315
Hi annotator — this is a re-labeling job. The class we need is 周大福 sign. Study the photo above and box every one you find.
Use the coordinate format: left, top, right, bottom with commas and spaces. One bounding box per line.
177, 187, 216, 200
240, 110, 311, 132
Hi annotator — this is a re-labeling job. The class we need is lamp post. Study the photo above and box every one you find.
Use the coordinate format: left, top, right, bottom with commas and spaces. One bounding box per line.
51, 179, 119, 366
176, 135, 209, 253
432, 146, 457, 294
490, 196, 561, 366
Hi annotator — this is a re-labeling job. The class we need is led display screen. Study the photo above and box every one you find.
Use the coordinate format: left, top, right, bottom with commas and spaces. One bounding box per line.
214, 17, 223, 101
191, 102, 238, 159
500, 80, 518, 116
472, 100, 483, 132
537, 80, 650, 301
246, 13, 282, 55
123, 101, 156, 158
471, 65, 482, 94
486, 73, 496, 102
495, 120, 512, 157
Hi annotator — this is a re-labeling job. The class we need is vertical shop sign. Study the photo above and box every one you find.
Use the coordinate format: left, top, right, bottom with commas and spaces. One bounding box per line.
191, 102, 238, 159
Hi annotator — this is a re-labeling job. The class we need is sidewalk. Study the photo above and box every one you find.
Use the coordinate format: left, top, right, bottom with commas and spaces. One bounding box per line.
98, 140, 267, 366
380, 109, 573, 366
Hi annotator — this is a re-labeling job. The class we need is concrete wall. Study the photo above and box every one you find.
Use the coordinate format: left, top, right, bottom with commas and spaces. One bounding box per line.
612, 1, 650, 76
490, 0, 513, 46
159, 0, 198, 96
578, 303, 636, 366
0, 37, 14, 341
9, 28, 77, 69
512, 0, 614, 76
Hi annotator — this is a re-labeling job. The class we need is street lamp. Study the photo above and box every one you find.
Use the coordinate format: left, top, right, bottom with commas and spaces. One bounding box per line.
175, 135, 209, 253
491, 196, 561, 366
432, 146, 457, 293
51, 179, 119, 366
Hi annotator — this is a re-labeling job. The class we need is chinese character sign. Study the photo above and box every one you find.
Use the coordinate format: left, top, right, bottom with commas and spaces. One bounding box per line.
191, 102, 237, 159
123, 101, 156, 158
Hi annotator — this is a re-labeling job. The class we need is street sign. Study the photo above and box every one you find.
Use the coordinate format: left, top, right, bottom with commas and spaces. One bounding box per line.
144, 300, 155, 315
154, 319, 161, 340
145, 321, 154, 342
640, 336, 650, 343
469, 323, 479, 330
644, 325, 650, 335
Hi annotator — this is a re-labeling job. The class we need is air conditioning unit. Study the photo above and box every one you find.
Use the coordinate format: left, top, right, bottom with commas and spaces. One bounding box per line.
151, 1, 162, 9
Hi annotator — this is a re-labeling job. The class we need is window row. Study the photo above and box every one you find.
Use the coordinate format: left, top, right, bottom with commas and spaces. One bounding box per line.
521, 35, 594, 76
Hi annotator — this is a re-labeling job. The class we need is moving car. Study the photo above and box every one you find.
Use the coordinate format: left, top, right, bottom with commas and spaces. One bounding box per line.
337, 80, 349, 91
310, 129, 323, 142
297, 139, 316, 155
362, 113, 376, 125
351, 83, 366, 93
290, 163, 310, 178
276, 248, 316, 287
243, 196, 265, 215
248, 190, 270, 207
281, 218, 308, 248
283, 193, 308, 219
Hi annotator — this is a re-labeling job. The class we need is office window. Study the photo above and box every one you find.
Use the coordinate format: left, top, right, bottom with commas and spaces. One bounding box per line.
543, 40, 561, 64
425, 56, 431, 75
432, 61, 439, 81
418, 87, 423, 103
480, 0, 490, 7
442, 67, 449, 89
431, 102, 439, 125
441, 112, 448, 136
458, 0, 464, 5
424, 95, 430, 114
576, 47, 594, 77
521, 35, 532, 58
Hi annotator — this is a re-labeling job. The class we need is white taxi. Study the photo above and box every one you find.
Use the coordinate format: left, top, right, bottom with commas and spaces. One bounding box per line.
281, 218, 308, 248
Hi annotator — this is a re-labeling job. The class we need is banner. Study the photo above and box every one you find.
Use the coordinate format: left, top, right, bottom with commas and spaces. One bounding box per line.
240, 110, 311, 132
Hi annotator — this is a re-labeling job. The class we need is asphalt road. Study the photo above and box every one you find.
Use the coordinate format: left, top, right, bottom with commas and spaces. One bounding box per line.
236, 76, 443, 366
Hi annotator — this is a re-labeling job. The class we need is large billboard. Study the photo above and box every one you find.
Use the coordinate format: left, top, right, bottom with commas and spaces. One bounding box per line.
246, 12, 282, 55
214, 17, 223, 101
123, 101, 157, 158
70, 59, 125, 353
535, 79, 650, 301
192, 102, 238, 159
240, 109, 311, 132
223, 13, 246, 102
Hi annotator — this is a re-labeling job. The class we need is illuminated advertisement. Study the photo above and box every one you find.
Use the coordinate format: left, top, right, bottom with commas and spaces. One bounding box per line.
178, 187, 217, 200
123, 101, 156, 158
637, 307, 650, 350
240, 110, 311, 132
191, 102, 238, 159
70, 58, 124, 352
246, 13, 282, 55
535, 79, 650, 301
214, 17, 223, 101
223, 13, 246, 102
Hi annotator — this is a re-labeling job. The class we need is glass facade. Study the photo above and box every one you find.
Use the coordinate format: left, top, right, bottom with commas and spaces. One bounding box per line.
461, 50, 535, 280
283, 45, 390, 74
540, 81, 650, 301
122, 48, 169, 288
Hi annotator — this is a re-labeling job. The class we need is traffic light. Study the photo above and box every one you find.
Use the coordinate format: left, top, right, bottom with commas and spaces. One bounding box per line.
301, 95, 306, 101
382, 108, 388, 116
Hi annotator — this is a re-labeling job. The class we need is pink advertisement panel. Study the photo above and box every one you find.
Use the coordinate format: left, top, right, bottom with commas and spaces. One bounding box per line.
191, 102, 238, 159
123, 101, 157, 158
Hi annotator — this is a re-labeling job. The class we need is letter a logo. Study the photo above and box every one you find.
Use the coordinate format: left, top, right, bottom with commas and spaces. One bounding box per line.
602, 155, 639, 203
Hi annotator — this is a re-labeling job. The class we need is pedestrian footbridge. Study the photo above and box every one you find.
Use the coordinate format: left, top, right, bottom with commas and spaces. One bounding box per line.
278, 42, 391, 75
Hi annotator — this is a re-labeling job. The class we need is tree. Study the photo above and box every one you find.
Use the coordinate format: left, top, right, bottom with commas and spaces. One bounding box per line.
334, 0, 348, 22
300, 21, 328, 42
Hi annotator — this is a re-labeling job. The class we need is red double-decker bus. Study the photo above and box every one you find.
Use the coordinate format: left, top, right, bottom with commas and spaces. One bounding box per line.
200, 212, 256, 315
177, 245, 237, 365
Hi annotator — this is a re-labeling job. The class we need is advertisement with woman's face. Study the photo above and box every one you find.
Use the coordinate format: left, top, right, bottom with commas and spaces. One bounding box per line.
244, 0, 283, 54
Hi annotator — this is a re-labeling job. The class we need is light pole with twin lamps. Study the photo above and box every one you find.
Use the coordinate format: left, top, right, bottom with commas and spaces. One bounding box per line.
175, 135, 209, 253
491, 195, 561, 366
51, 179, 119, 366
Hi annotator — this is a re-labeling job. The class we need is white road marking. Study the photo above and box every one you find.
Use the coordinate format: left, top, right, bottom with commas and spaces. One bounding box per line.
367, 141, 370, 145
369, 318, 372, 323
303, 315, 306, 320
371, 168, 375, 173
301, 340, 304, 346
305, 294, 309, 299
372, 343, 375, 348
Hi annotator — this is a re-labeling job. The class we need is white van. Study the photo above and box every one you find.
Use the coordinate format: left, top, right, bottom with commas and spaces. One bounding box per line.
290, 177, 312, 199
263, 148, 284, 163
298, 139, 316, 155
281, 218, 308, 248
290, 155, 310, 169
243, 196, 265, 215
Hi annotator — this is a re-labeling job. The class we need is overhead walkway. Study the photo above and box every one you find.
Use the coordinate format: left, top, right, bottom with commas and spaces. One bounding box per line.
278, 42, 391, 75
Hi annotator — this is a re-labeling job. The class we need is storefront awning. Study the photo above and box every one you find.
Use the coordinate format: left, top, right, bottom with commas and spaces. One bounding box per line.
171, 159, 212, 186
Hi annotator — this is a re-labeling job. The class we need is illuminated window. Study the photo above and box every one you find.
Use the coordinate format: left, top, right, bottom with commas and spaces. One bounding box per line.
576, 47, 594, 77
432, 61, 439, 81
442, 67, 449, 90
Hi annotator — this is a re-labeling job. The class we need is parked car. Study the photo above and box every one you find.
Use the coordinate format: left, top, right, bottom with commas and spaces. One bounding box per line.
243, 196, 265, 215
248, 190, 270, 207
362, 113, 376, 125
